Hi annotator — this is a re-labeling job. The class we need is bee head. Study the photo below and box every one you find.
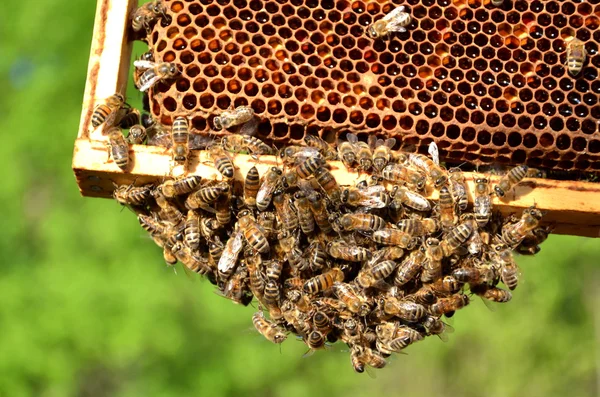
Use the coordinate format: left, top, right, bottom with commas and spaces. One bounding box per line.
341, 188, 349, 203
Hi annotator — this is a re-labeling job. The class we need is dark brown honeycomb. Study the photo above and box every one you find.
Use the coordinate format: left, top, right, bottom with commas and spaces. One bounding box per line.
148, 0, 600, 172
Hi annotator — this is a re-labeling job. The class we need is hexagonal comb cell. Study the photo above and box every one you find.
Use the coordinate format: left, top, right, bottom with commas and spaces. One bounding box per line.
148, 0, 600, 172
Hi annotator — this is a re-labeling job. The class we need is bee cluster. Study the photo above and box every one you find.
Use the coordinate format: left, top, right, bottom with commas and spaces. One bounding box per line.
82, 0, 565, 373
110, 125, 549, 372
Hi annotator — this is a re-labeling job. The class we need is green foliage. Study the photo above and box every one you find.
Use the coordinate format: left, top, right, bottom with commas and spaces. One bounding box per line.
1, 1, 599, 396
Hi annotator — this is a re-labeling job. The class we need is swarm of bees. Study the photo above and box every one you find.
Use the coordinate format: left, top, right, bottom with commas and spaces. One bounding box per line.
87, 0, 561, 373
111, 127, 549, 373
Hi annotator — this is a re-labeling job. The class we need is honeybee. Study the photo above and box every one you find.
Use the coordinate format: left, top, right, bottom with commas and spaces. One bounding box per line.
252, 312, 287, 344
380, 297, 426, 322
223, 264, 252, 305
237, 209, 270, 254
422, 238, 443, 283
566, 38, 587, 76
91, 93, 127, 129
288, 290, 312, 313
209, 144, 235, 179
372, 138, 397, 173
283, 277, 305, 292
131, 0, 166, 32
357, 260, 398, 288
494, 165, 529, 198
214, 191, 232, 227
377, 326, 423, 354
304, 330, 327, 351
392, 249, 424, 286
127, 124, 147, 145
185, 181, 229, 211
157, 175, 202, 198
138, 214, 168, 235
152, 190, 184, 225
172, 242, 213, 275
256, 167, 282, 211
293, 192, 316, 235
422, 316, 454, 341
448, 168, 468, 211
390, 186, 432, 212
208, 238, 225, 266
438, 185, 457, 228
491, 245, 519, 290
217, 231, 244, 280
337, 134, 359, 169
213, 106, 256, 131
338, 213, 386, 232
396, 218, 439, 236
113, 184, 151, 206
222, 134, 274, 156
367, 5, 412, 40
243, 166, 260, 208
440, 223, 473, 256
472, 285, 512, 303
452, 265, 495, 286
304, 134, 338, 160
473, 177, 492, 227
526, 168, 547, 179
429, 294, 470, 316
279, 146, 321, 165
405, 153, 447, 189
171, 116, 189, 166
340, 185, 389, 208
116, 108, 140, 131
327, 241, 371, 262
263, 279, 281, 309
501, 207, 543, 247
333, 282, 370, 316
307, 192, 333, 234
133, 60, 179, 92
273, 189, 299, 232
313, 167, 341, 203
382, 164, 426, 191
515, 226, 552, 255
312, 310, 332, 332
307, 241, 327, 272
106, 127, 130, 170
184, 210, 200, 250
303, 268, 344, 294
491, 0, 504, 6
246, 255, 265, 300
351, 345, 386, 372
371, 228, 417, 249
200, 217, 220, 240
295, 156, 325, 179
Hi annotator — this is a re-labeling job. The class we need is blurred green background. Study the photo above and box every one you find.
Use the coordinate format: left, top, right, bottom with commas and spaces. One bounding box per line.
1, 1, 599, 396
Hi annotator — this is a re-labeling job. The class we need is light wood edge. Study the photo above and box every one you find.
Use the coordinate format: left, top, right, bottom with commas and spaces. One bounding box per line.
73, 139, 600, 238
76, 0, 138, 141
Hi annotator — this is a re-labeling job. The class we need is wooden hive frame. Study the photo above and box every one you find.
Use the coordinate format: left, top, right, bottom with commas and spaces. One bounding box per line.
73, 0, 600, 238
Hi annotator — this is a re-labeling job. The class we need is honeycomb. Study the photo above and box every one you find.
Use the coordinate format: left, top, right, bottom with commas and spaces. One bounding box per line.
147, 0, 600, 172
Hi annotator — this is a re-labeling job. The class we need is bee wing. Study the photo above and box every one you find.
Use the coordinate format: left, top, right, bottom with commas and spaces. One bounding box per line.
382, 5, 406, 21
138, 74, 162, 92
189, 134, 215, 150
428, 141, 440, 166
133, 59, 156, 70
239, 116, 259, 136
384, 138, 397, 148
217, 232, 243, 273
368, 134, 377, 150
346, 133, 359, 144
148, 132, 173, 147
